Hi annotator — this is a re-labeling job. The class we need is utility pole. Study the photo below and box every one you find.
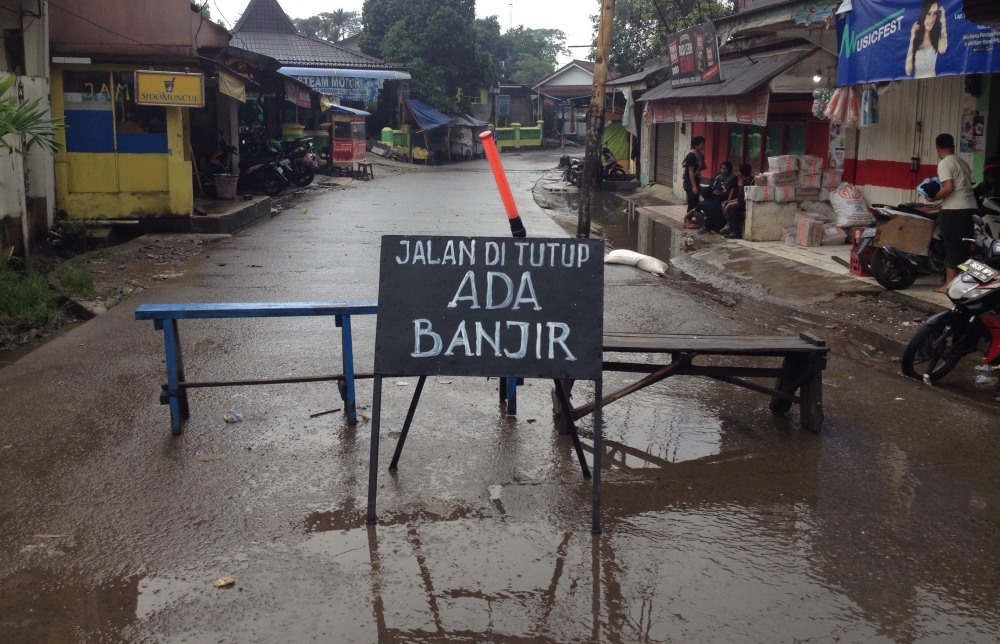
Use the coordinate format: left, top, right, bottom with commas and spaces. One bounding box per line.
577, 0, 616, 238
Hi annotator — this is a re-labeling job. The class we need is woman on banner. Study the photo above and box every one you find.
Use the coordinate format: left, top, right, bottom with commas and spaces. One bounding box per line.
905, 0, 949, 79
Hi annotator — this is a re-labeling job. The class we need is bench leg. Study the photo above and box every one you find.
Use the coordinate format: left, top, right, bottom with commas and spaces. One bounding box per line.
160, 319, 189, 436
798, 356, 825, 433
505, 376, 517, 414
339, 315, 358, 424
769, 354, 804, 416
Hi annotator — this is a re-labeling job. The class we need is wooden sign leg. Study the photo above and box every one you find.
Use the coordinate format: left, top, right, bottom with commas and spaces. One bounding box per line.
390, 375, 427, 469
366, 376, 384, 525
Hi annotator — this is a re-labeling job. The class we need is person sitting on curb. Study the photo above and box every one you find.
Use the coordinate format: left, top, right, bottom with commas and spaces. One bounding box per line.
683, 161, 739, 233
719, 163, 754, 239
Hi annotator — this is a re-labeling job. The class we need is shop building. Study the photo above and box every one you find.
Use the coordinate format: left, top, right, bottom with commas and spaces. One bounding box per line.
228, 0, 409, 143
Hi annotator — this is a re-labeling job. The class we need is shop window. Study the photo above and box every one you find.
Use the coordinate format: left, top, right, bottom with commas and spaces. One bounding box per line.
333, 121, 351, 140
62, 70, 166, 154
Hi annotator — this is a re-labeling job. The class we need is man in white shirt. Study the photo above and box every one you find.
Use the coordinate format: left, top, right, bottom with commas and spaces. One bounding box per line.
928, 133, 977, 292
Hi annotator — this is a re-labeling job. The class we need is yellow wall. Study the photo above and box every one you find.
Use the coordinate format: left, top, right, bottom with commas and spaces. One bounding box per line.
53, 64, 194, 220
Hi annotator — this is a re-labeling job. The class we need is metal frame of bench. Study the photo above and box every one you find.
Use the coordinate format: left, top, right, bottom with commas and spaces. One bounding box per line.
553, 331, 829, 433
135, 301, 378, 435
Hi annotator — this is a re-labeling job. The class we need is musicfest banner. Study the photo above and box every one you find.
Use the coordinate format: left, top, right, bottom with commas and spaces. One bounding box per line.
644, 86, 771, 127
837, 0, 1000, 85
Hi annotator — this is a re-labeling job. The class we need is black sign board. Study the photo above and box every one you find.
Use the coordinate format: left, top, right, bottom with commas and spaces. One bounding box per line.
667, 21, 722, 88
375, 235, 604, 380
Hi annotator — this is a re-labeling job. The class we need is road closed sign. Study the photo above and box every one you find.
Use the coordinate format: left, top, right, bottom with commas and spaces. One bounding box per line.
375, 235, 604, 380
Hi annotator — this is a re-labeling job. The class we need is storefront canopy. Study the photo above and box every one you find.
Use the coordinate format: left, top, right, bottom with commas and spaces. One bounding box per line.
639, 48, 813, 102
404, 99, 453, 132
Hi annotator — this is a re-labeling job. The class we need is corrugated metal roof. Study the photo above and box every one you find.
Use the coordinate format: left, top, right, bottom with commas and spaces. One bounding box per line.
638, 48, 813, 102
607, 63, 669, 87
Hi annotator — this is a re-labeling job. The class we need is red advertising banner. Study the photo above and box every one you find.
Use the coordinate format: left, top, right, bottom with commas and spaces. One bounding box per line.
667, 22, 722, 88
644, 86, 771, 127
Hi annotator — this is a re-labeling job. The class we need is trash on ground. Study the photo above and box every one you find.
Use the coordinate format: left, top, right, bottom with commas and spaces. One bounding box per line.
436, 379, 452, 384
396, 381, 409, 386
223, 410, 243, 423
974, 375, 998, 388
214, 578, 236, 588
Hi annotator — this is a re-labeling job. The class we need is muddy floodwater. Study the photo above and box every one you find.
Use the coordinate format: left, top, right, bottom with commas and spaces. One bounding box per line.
3, 152, 1000, 642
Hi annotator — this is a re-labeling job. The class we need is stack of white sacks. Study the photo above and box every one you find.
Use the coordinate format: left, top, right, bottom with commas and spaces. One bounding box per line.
744, 154, 843, 203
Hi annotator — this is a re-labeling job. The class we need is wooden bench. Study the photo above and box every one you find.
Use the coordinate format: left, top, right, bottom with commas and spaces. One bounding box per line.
552, 331, 829, 433
355, 162, 374, 180
135, 301, 378, 435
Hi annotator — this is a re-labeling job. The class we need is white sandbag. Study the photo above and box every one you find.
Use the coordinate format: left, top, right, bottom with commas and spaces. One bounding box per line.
605, 249, 666, 276
768, 155, 798, 173
604, 249, 642, 266
821, 223, 848, 246
798, 155, 824, 175
635, 255, 668, 276
782, 227, 797, 245
798, 172, 823, 189
829, 182, 871, 227
821, 171, 842, 190
760, 170, 798, 186
773, 186, 796, 203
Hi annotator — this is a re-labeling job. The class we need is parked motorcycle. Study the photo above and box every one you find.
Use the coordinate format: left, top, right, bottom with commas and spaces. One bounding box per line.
865, 203, 945, 290
601, 146, 628, 181
279, 137, 316, 187
561, 155, 582, 187
237, 150, 288, 197
901, 208, 1000, 383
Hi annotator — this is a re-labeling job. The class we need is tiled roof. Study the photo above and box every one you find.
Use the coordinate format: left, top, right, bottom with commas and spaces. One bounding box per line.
232, 0, 297, 34
230, 31, 401, 68
231, 0, 402, 69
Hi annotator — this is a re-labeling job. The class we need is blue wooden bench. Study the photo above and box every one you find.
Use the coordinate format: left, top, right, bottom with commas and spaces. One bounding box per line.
135, 301, 378, 435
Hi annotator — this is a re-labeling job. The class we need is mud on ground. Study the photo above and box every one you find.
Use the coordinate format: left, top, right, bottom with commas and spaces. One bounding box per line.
2, 155, 426, 356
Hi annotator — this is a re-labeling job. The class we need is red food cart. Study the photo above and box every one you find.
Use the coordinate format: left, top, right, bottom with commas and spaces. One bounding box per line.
326, 105, 370, 174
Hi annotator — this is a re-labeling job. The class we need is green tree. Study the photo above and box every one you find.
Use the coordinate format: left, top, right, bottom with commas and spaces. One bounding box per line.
498, 26, 568, 84
0, 75, 63, 155
361, 0, 495, 111
293, 10, 362, 42
595, 0, 736, 74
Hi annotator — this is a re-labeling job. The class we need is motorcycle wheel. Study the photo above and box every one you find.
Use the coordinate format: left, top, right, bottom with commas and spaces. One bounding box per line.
291, 166, 314, 187
262, 169, 285, 196
608, 166, 628, 181
869, 248, 917, 290
901, 320, 965, 383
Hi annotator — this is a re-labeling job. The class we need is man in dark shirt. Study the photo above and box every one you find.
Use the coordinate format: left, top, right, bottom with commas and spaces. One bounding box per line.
683, 136, 706, 211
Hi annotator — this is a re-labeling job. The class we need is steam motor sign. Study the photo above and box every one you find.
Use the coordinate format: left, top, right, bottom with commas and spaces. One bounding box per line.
375, 235, 604, 380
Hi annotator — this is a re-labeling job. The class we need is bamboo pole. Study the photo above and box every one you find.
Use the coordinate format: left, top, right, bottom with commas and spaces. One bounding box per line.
577, 0, 616, 238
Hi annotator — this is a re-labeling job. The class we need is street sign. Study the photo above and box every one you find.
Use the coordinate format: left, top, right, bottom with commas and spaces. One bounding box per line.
497, 94, 510, 118
375, 235, 604, 380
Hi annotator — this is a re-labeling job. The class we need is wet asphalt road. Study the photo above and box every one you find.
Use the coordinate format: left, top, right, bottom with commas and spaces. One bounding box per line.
2, 150, 1000, 642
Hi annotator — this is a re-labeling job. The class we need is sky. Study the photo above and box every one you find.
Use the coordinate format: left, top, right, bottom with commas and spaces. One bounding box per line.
207, 0, 598, 64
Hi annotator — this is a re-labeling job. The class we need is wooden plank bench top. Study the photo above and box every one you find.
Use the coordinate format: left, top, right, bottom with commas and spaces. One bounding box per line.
135, 301, 378, 320
552, 330, 829, 433
603, 332, 828, 355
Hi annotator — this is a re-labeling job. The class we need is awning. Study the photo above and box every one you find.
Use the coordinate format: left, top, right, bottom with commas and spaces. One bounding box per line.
327, 105, 372, 117
606, 63, 670, 88
639, 48, 814, 102
404, 99, 452, 132
218, 71, 246, 103
279, 66, 412, 81
451, 114, 488, 128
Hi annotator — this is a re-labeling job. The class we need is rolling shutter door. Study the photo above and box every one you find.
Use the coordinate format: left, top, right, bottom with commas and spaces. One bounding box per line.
654, 123, 675, 186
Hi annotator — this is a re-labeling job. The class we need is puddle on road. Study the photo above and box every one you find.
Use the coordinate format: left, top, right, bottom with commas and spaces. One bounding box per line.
556, 191, 688, 265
